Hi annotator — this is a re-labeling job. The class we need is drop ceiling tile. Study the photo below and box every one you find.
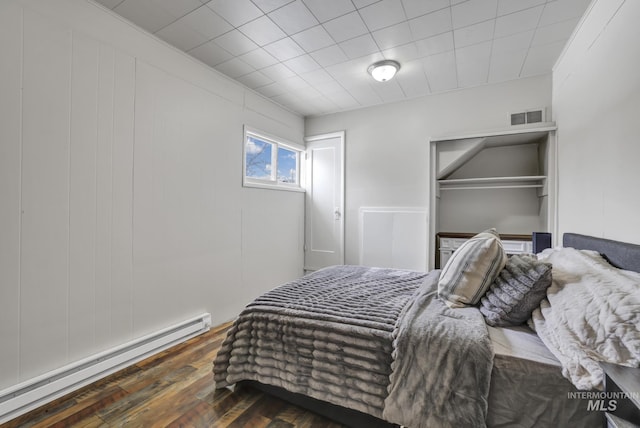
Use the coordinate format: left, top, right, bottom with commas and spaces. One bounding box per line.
155, 19, 208, 52
345, 84, 383, 105
275, 97, 315, 112
372, 22, 413, 50
300, 68, 333, 87
300, 94, 337, 112
214, 30, 259, 56
382, 42, 421, 63
456, 40, 491, 86
256, 81, 288, 97
283, 54, 321, 74
454, 19, 495, 48
188, 40, 233, 67
154, 0, 203, 19
180, 6, 233, 40
273, 89, 305, 104
326, 54, 384, 81
401, 0, 449, 19
315, 79, 347, 95
309, 45, 350, 67
263, 37, 305, 61
494, 5, 544, 38
294, 84, 323, 99
239, 15, 286, 46
539, 0, 592, 27
93, 0, 123, 9
353, 0, 383, 8
492, 30, 534, 54
325, 90, 360, 110
272, 92, 303, 111
215, 57, 255, 77
204, 0, 263, 26
239, 48, 279, 69
488, 48, 527, 82
451, 0, 498, 29
415, 31, 454, 56
299, 68, 335, 85
252, 0, 295, 14
236, 70, 274, 88
422, 50, 458, 92
359, 0, 406, 32
307, 95, 340, 112
497, 0, 545, 16
280, 75, 310, 90
532, 18, 579, 46
409, 8, 452, 40
268, 0, 318, 34
323, 11, 369, 43
114, 0, 178, 33
260, 62, 297, 80
372, 80, 406, 103
339, 34, 379, 59
521, 40, 566, 76
334, 73, 368, 89
302, 0, 355, 23
395, 59, 431, 97
292, 25, 335, 52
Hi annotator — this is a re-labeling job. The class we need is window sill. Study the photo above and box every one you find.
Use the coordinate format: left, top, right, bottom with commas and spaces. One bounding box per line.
243, 180, 305, 193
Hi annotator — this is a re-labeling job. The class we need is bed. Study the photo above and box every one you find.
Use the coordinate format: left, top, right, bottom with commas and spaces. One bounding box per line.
213, 232, 640, 427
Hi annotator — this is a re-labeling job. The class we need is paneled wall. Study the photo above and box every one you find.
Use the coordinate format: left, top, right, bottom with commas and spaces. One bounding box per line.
553, 0, 640, 244
0, 0, 304, 389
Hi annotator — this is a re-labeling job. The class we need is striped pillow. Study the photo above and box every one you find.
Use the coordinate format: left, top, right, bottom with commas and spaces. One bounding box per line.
438, 228, 508, 308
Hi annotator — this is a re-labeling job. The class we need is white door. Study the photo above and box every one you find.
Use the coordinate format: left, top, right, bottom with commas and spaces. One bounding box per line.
304, 132, 344, 271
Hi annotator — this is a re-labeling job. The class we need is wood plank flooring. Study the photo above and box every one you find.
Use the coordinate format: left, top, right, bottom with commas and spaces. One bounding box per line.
1, 322, 345, 428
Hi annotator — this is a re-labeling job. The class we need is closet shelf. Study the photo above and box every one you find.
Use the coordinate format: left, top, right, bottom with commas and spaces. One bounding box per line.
438, 175, 546, 190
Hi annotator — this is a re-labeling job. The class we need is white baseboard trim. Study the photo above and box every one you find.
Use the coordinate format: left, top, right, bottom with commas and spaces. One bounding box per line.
0, 313, 212, 424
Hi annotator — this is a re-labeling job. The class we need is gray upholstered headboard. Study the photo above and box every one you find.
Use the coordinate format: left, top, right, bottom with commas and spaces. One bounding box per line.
563, 233, 640, 273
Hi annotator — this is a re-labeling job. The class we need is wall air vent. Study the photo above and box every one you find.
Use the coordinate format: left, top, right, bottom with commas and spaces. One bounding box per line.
510, 108, 545, 126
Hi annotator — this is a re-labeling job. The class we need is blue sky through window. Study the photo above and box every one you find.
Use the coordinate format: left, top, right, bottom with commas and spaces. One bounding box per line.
245, 132, 300, 187
245, 136, 273, 180
277, 147, 297, 183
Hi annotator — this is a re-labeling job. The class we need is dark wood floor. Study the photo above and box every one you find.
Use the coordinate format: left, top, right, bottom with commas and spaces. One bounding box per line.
2, 322, 345, 428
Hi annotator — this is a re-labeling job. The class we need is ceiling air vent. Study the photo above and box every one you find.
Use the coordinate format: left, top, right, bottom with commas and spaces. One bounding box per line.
510, 108, 545, 126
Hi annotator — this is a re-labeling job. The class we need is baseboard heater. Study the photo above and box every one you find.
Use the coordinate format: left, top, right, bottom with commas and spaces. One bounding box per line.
0, 313, 212, 424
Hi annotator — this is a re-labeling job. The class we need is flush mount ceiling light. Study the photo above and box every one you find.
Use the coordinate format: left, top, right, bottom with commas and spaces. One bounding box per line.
367, 60, 400, 82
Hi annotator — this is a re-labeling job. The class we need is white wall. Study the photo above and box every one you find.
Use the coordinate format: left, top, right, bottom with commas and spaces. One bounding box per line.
553, 0, 640, 245
305, 75, 552, 264
0, 0, 304, 390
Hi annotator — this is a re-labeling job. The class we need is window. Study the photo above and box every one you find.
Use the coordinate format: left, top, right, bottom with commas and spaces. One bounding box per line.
243, 127, 304, 191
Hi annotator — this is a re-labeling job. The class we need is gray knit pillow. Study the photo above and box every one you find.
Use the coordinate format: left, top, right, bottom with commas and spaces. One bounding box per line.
479, 254, 552, 326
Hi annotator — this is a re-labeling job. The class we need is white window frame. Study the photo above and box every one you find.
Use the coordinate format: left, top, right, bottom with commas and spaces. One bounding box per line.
243, 126, 305, 192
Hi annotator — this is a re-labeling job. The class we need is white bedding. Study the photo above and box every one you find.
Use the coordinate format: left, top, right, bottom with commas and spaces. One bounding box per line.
529, 247, 640, 390
488, 325, 560, 367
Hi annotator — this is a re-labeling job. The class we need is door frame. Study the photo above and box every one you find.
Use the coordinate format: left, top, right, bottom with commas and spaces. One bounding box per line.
303, 131, 345, 271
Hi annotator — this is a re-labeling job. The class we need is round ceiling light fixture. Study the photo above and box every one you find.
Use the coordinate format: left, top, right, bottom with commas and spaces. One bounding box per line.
367, 60, 400, 82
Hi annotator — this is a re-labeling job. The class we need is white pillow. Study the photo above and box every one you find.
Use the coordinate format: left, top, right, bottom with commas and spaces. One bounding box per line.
438, 228, 508, 308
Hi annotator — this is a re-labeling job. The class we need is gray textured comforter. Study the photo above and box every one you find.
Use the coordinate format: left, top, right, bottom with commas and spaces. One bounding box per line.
213, 265, 493, 427
384, 275, 494, 428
